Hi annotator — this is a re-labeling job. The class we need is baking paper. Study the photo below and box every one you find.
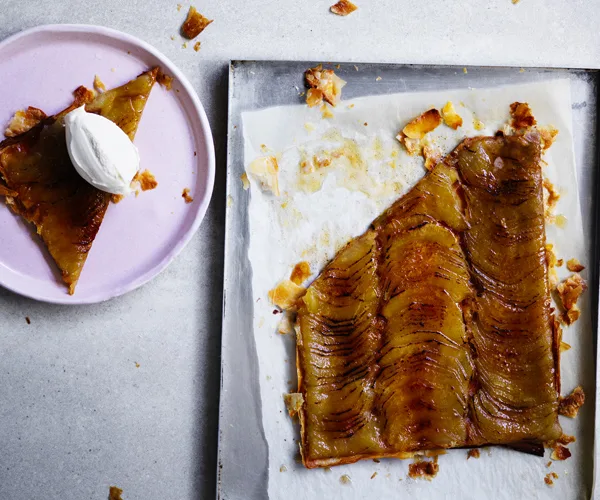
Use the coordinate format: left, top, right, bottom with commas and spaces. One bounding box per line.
243, 79, 593, 499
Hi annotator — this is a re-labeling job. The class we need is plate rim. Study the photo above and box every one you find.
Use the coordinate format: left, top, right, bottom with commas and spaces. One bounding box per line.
0, 23, 216, 305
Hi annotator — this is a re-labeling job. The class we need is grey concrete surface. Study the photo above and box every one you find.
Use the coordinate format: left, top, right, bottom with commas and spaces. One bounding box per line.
0, 0, 598, 499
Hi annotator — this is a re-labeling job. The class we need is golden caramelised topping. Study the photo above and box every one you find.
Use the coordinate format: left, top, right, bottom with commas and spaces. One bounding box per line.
296, 133, 562, 468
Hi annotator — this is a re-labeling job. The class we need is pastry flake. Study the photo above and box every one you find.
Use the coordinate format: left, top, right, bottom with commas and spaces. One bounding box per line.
305, 65, 346, 107
108, 486, 124, 500
441, 101, 463, 130
248, 155, 280, 196
157, 70, 174, 91
181, 6, 213, 40
290, 261, 311, 285
402, 109, 442, 139
423, 144, 441, 171
134, 169, 158, 191
558, 386, 585, 418
269, 279, 306, 310
566, 258, 584, 272
396, 132, 421, 156
4, 107, 47, 138
93, 75, 107, 93
330, 0, 358, 16
408, 458, 439, 480
182, 187, 194, 203
556, 273, 587, 324
510, 102, 537, 130
284, 392, 304, 417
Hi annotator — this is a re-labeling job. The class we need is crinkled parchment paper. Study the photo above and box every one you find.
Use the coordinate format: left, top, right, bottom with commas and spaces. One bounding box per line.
243, 79, 592, 500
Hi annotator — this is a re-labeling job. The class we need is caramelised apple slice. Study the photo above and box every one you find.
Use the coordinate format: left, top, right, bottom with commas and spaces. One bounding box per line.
0, 68, 158, 294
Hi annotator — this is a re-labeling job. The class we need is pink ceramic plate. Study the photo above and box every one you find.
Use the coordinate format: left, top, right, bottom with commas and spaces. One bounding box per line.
0, 24, 215, 304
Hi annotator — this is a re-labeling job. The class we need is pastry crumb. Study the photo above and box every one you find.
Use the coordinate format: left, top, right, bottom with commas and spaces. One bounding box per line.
290, 261, 311, 285
423, 144, 441, 171
553, 434, 576, 446
538, 125, 559, 150
402, 109, 442, 139
556, 273, 587, 324
194, 41, 201, 52
181, 6, 213, 39
376, 76, 382, 81
545, 244, 557, 268
566, 258, 584, 272
330, 0, 358, 16
558, 386, 585, 418
240, 172, 250, 190
182, 188, 194, 203
92, 75, 106, 94
339, 474, 351, 485
283, 392, 304, 417
463, 67, 468, 74
25, 316, 31, 325
134, 170, 158, 191
4, 107, 47, 138
408, 458, 439, 480
109, 486, 123, 500
370, 472, 377, 479
544, 472, 558, 486
396, 132, 421, 156
280, 465, 287, 472
473, 118, 485, 131
305, 64, 346, 106
177, 3, 182, 11
277, 313, 294, 335
157, 70, 174, 90
306, 88, 324, 108
320, 103, 334, 119
467, 449, 480, 459
510, 102, 536, 129
442, 101, 463, 129
543, 178, 560, 213
551, 445, 571, 461
269, 280, 306, 310
560, 341, 571, 352
247, 156, 280, 196
182, 42, 188, 49
135, 362, 140, 368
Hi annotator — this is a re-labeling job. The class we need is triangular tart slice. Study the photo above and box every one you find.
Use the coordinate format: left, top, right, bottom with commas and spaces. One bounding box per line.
0, 68, 158, 294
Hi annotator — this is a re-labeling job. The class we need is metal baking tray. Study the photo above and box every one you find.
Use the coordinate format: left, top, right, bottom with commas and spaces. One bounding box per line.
217, 60, 599, 500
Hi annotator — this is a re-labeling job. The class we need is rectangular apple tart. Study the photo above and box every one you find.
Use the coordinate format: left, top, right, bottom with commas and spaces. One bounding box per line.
295, 132, 562, 467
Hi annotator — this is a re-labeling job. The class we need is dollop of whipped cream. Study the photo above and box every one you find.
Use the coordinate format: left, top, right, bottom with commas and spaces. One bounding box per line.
64, 105, 139, 195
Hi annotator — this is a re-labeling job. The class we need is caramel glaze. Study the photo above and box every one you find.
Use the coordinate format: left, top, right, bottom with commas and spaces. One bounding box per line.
296, 132, 561, 468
